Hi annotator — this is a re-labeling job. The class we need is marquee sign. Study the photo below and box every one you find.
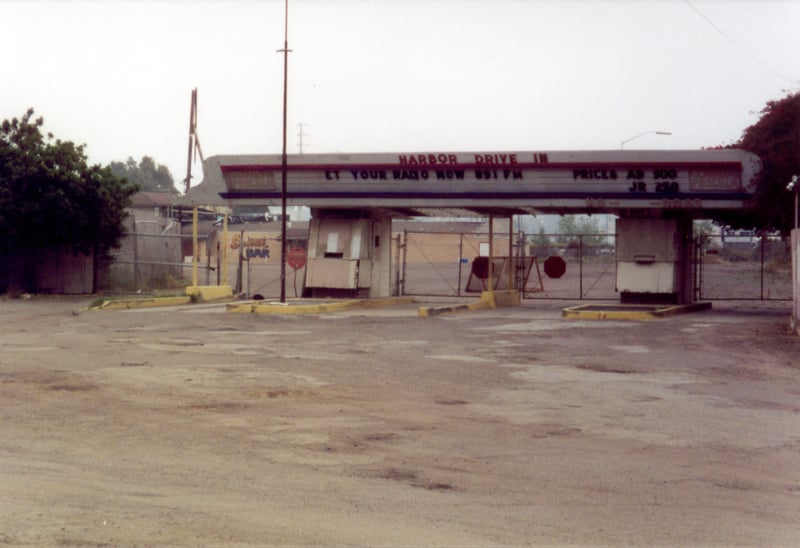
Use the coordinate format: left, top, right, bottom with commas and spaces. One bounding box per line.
192, 149, 760, 214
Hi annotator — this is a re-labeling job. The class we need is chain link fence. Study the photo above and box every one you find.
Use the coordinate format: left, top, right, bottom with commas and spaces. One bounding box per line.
98, 228, 307, 299
100, 225, 793, 302
396, 229, 792, 301
696, 234, 791, 300
395, 230, 617, 300
97, 228, 189, 292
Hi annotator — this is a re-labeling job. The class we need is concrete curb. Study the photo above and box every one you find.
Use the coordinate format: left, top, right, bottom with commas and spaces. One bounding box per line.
95, 296, 193, 310
562, 302, 712, 320
418, 300, 493, 318
418, 290, 521, 318
185, 285, 234, 301
228, 296, 416, 315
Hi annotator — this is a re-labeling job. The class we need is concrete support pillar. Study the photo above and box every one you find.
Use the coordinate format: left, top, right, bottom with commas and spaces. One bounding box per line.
369, 216, 393, 298
675, 215, 694, 304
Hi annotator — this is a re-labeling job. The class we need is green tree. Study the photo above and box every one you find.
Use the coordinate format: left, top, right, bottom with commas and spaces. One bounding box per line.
109, 155, 176, 193
556, 214, 604, 246
712, 92, 800, 235
693, 219, 715, 237
0, 108, 138, 270
531, 225, 551, 248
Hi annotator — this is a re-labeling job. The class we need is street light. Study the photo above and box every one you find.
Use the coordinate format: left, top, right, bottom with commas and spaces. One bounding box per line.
620, 130, 672, 149
788, 175, 798, 229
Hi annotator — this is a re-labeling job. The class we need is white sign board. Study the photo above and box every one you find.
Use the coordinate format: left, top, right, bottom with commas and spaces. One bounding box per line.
190, 149, 760, 214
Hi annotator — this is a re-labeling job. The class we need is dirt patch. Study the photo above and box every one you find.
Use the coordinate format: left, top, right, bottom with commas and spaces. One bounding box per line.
376, 468, 456, 491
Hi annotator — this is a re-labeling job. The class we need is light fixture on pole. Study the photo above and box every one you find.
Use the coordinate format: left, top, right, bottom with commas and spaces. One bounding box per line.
620, 130, 672, 149
787, 175, 798, 229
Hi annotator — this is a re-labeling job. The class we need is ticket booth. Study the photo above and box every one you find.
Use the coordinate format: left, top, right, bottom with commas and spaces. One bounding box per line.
304, 210, 392, 298
616, 215, 693, 304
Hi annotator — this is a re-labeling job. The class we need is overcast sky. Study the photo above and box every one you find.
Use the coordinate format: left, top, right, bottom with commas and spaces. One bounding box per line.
2, 0, 798, 191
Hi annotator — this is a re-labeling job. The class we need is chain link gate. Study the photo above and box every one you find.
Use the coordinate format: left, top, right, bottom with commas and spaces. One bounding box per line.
394, 229, 618, 300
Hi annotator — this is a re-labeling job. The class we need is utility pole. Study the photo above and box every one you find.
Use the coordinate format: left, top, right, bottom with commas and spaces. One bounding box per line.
277, 0, 291, 303
183, 88, 203, 194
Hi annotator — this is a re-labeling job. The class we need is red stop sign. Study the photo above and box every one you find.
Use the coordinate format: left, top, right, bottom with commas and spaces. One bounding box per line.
543, 256, 567, 279
286, 247, 307, 270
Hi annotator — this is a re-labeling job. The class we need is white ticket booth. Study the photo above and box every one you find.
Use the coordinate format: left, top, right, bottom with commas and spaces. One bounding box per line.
304, 210, 392, 298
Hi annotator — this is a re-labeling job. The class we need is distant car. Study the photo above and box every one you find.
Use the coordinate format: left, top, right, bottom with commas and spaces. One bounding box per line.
213, 215, 242, 226
721, 229, 758, 249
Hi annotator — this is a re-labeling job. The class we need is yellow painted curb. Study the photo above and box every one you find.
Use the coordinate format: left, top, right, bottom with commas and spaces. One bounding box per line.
418, 289, 521, 318
481, 289, 521, 307
186, 285, 234, 302
562, 302, 712, 320
226, 302, 258, 314
418, 300, 493, 318
228, 297, 415, 315
97, 296, 192, 310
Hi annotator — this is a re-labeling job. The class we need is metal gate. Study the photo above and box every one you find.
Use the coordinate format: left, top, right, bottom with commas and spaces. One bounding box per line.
695, 234, 791, 301
396, 229, 791, 301
394, 229, 617, 300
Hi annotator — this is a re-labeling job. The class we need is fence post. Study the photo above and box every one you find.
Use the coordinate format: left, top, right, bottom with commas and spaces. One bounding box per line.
222, 214, 228, 286
216, 241, 221, 285
401, 229, 408, 296
488, 216, 494, 292
394, 234, 403, 297
457, 233, 464, 297
133, 222, 139, 289
760, 234, 766, 300
235, 230, 244, 296
191, 206, 198, 288
693, 236, 701, 302
508, 215, 514, 291
206, 238, 211, 286
516, 230, 526, 293
579, 234, 584, 299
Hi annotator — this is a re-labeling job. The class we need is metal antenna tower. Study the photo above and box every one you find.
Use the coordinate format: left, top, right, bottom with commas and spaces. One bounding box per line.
297, 122, 309, 154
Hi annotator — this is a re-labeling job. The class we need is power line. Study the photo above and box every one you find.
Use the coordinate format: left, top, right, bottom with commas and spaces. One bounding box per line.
684, 0, 798, 86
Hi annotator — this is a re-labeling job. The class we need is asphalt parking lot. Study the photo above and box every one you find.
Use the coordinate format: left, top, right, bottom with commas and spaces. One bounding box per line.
1, 296, 798, 546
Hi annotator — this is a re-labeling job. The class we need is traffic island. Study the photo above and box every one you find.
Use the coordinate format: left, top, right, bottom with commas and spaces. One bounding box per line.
89, 286, 234, 310
562, 302, 712, 320
228, 296, 415, 315
91, 295, 193, 310
418, 289, 521, 318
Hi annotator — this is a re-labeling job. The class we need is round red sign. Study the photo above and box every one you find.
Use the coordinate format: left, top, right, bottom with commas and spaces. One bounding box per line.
286, 247, 307, 270
543, 255, 567, 279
